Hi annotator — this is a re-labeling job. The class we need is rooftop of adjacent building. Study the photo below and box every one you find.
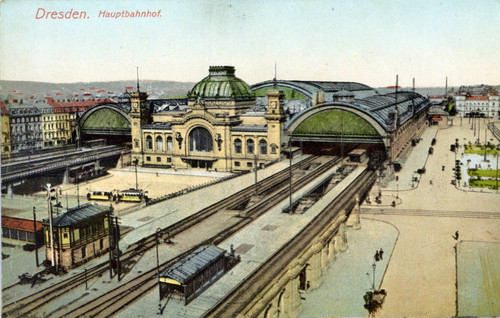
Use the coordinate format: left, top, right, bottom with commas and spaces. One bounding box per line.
1, 215, 43, 232
44, 202, 112, 227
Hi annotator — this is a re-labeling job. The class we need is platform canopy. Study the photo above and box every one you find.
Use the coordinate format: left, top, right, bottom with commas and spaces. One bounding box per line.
160, 245, 225, 285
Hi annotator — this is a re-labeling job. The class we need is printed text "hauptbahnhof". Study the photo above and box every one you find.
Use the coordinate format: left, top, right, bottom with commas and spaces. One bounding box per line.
35, 9, 163, 20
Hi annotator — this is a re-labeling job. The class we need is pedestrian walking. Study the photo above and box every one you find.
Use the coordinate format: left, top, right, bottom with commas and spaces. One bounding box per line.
374, 251, 380, 262
379, 249, 384, 260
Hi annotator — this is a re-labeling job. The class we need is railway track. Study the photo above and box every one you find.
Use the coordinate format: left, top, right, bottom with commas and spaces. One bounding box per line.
1, 145, 127, 183
360, 207, 500, 219
203, 169, 376, 317
49, 156, 343, 318
1, 155, 318, 318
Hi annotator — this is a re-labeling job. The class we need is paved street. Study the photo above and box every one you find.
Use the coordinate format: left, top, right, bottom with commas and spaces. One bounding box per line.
362, 120, 500, 317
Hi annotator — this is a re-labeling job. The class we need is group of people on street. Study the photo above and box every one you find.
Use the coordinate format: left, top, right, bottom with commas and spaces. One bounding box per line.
374, 248, 384, 262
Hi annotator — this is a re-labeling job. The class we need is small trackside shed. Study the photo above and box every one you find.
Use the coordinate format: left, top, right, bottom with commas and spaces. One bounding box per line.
2, 216, 43, 245
159, 245, 237, 304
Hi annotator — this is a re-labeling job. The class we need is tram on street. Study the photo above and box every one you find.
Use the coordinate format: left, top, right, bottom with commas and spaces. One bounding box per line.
116, 189, 148, 203
87, 190, 115, 201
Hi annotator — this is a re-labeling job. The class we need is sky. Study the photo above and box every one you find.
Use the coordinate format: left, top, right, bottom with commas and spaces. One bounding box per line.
0, 0, 499, 88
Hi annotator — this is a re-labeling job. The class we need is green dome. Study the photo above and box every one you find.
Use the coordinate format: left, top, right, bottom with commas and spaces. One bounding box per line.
188, 66, 254, 100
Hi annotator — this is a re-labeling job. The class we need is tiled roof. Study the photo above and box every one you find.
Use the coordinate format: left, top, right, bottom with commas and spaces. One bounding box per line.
466, 96, 489, 100
46, 98, 116, 110
161, 245, 225, 284
49, 203, 111, 227
2, 216, 43, 232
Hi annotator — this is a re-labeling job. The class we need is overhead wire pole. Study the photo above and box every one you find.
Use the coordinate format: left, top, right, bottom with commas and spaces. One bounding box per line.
484, 128, 488, 161
341, 109, 344, 161
254, 155, 258, 196
33, 207, 39, 267
45, 183, 55, 269
135, 159, 139, 190
156, 228, 162, 315
496, 146, 499, 193
289, 137, 293, 213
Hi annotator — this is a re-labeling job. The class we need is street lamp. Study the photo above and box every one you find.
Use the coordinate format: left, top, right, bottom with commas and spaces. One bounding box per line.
484, 128, 488, 162
372, 263, 376, 291
496, 145, 499, 193
134, 158, 139, 190
44, 183, 56, 269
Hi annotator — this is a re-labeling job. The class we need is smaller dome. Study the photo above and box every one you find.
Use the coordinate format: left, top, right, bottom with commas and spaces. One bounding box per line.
188, 66, 254, 101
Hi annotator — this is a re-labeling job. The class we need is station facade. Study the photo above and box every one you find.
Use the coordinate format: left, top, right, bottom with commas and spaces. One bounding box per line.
131, 66, 285, 172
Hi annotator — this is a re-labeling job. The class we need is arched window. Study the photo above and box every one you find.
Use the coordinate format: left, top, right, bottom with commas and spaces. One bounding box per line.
167, 136, 173, 150
189, 127, 212, 152
259, 140, 267, 155
247, 139, 254, 154
156, 136, 163, 151
234, 138, 242, 153
146, 135, 153, 150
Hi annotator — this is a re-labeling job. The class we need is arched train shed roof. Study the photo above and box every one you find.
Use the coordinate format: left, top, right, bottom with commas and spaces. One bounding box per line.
287, 91, 430, 135
80, 103, 132, 136
251, 80, 377, 99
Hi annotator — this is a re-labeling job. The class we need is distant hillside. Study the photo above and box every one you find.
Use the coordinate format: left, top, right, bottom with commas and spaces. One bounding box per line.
0, 80, 196, 98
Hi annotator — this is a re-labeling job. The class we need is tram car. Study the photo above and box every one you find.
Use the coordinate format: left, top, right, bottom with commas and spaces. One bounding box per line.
87, 190, 115, 201
116, 189, 148, 203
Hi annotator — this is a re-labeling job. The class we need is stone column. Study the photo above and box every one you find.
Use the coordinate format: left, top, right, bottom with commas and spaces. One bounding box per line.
347, 195, 361, 230
63, 167, 69, 185
334, 222, 348, 252
328, 239, 336, 262
308, 251, 322, 290
289, 274, 302, 316
7, 184, 13, 198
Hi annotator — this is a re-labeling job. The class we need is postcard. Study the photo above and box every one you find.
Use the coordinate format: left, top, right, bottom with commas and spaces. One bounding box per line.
1, 1, 499, 317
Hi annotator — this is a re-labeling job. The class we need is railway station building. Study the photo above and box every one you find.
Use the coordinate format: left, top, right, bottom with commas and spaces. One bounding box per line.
130, 66, 286, 171
80, 65, 430, 172
43, 203, 112, 270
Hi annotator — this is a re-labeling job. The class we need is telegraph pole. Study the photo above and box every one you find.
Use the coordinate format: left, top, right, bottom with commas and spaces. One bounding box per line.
135, 159, 139, 190
156, 228, 162, 315
484, 128, 488, 161
254, 155, 258, 196
289, 138, 293, 213
45, 184, 55, 268
33, 207, 39, 267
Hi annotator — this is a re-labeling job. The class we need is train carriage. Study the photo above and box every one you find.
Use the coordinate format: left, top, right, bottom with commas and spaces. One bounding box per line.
87, 190, 115, 201
116, 189, 148, 203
